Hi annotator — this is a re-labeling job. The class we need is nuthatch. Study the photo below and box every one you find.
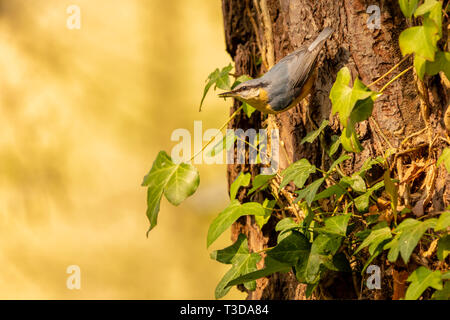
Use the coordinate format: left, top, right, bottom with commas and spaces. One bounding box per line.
219, 27, 334, 114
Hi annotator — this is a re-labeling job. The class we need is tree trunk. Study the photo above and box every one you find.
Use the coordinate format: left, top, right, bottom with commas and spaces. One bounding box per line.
223, 0, 449, 299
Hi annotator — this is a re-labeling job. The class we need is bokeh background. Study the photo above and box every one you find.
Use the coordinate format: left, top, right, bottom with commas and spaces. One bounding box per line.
0, 0, 245, 299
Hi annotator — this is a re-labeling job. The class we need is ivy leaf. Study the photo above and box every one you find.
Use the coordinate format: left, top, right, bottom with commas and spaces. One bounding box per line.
350, 93, 380, 123
328, 135, 341, 156
437, 148, 450, 172
200, 63, 233, 111
405, 266, 443, 300
210, 233, 248, 264
358, 157, 384, 176
215, 251, 261, 299
341, 125, 363, 153
354, 181, 384, 212
314, 184, 346, 202
142, 151, 200, 233
280, 159, 316, 189
295, 178, 325, 206
329, 154, 351, 173
437, 235, 450, 261
211, 232, 262, 298
233, 74, 252, 88
386, 218, 437, 263
316, 214, 351, 237
207, 200, 266, 247
341, 173, 366, 193
435, 211, 450, 231
354, 227, 392, 255
426, 51, 450, 79
399, 17, 439, 61
296, 233, 343, 283
225, 256, 292, 288
230, 172, 251, 200
248, 174, 276, 195
254, 199, 276, 229
301, 120, 329, 144
243, 102, 257, 118
384, 170, 398, 213
415, 55, 428, 80
330, 67, 375, 128
276, 217, 301, 233
414, 0, 442, 36
399, 0, 419, 18
267, 231, 311, 265
354, 192, 372, 212
432, 281, 450, 300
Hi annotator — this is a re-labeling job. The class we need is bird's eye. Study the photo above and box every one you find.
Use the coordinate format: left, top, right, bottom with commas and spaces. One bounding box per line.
241, 86, 248, 91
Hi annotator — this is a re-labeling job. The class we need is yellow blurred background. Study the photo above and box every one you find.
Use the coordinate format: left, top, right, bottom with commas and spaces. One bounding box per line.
0, 0, 245, 299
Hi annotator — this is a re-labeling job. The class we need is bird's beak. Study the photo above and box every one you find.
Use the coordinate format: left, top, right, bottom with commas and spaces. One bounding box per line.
218, 91, 237, 98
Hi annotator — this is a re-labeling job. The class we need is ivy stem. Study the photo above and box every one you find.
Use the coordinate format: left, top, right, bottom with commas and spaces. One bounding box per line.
379, 66, 414, 94
368, 54, 411, 88
189, 106, 243, 163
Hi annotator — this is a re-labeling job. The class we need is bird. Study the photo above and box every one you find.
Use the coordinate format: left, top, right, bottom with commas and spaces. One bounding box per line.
219, 27, 334, 114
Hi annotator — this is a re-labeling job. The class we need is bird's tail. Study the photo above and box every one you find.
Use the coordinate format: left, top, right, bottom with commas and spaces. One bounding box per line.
308, 27, 334, 52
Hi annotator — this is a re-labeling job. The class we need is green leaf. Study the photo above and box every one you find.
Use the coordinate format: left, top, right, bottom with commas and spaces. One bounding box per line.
414, 53, 428, 80
432, 281, 450, 300
341, 125, 363, 153
437, 235, 450, 261
341, 173, 366, 193
354, 192, 372, 212
296, 233, 343, 283
211, 232, 262, 298
415, 0, 443, 37
384, 170, 398, 213
405, 266, 443, 300
314, 184, 346, 202
200, 64, 233, 111
437, 148, 450, 172
255, 199, 275, 229
330, 68, 375, 127
387, 218, 437, 263
230, 172, 251, 200
426, 51, 450, 79
301, 120, 329, 144
142, 151, 200, 233
215, 251, 261, 299
276, 217, 301, 232
295, 178, 325, 206
317, 214, 351, 237
280, 159, 316, 189
210, 233, 248, 264
329, 154, 351, 173
328, 135, 341, 156
267, 231, 311, 265
435, 211, 450, 231
350, 93, 380, 123
207, 130, 236, 157
243, 102, 257, 118
399, 17, 439, 61
233, 75, 252, 87
225, 256, 292, 288
248, 174, 276, 195
358, 157, 384, 176
354, 227, 392, 255
399, 0, 419, 18
207, 200, 266, 247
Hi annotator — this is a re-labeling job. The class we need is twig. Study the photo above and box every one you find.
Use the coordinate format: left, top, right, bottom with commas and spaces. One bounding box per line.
189, 106, 243, 162
368, 54, 411, 88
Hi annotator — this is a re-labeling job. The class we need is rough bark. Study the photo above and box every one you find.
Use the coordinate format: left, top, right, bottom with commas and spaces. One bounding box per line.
222, 0, 449, 299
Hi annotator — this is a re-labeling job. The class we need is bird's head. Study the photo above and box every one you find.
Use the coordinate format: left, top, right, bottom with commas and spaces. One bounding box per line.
218, 78, 269, 107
